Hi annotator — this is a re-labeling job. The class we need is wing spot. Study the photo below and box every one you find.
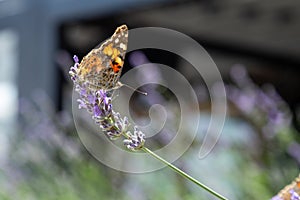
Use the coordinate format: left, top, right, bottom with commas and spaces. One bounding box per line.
120, 43, 126, 50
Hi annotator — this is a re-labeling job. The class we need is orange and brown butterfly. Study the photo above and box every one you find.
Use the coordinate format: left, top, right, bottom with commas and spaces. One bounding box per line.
272, 174, 300, 200
77, 25, 128, 91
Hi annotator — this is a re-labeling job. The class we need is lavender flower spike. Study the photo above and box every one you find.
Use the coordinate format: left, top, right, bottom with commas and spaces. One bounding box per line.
69, 55, 145, 150
124, 126, 145, 151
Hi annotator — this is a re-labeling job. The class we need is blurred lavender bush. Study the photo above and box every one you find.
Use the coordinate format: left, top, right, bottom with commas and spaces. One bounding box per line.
0, 91, 123, 200
227, 64, 300, 198
0, 50, 298, 199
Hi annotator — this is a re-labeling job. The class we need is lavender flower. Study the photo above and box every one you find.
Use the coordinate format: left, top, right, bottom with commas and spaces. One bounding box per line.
271, 195, 282, 200
69, 55, 145, 150
124, 126, 145, 151
227, 65, 291, 138
290, 189, 300, 200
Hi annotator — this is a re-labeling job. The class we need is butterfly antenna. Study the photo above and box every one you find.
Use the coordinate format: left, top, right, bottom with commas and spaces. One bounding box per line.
118, 82, 147, 96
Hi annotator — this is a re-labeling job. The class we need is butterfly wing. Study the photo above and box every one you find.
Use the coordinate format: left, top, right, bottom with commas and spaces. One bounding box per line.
78, 25, 128, 91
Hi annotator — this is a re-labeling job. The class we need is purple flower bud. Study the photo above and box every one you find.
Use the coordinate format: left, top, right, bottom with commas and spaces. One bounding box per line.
93, 105, 102, 117
77, 99, 86, 109
87, 94, 96, 104
73, 55, 79, 63
80, 88, 87, 97
97, 90, 107, 99
74, 63, 79, 69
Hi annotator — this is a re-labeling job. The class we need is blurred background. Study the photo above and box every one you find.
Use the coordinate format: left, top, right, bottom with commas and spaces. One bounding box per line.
0, 0, 299, 199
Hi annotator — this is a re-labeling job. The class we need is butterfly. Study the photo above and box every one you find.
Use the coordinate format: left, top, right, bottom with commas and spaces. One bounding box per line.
77, 25, 128, 91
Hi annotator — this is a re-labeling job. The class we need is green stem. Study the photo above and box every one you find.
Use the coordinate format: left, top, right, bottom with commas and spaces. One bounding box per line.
141, 147, 228, 200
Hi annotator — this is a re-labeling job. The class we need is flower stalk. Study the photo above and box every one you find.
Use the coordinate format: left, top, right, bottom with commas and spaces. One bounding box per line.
142, 147, 228, 200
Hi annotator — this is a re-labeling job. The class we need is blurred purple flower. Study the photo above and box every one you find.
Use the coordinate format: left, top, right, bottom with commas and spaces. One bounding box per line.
230, 64, 253, 87
287, 142, 300, 165
227, 64, 291, 137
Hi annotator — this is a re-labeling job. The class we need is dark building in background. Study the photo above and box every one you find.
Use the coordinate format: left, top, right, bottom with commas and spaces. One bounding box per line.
1, 0, 299, 127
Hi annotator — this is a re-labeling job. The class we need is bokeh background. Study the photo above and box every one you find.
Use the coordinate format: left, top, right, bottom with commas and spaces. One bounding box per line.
0, 0, 299, 199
